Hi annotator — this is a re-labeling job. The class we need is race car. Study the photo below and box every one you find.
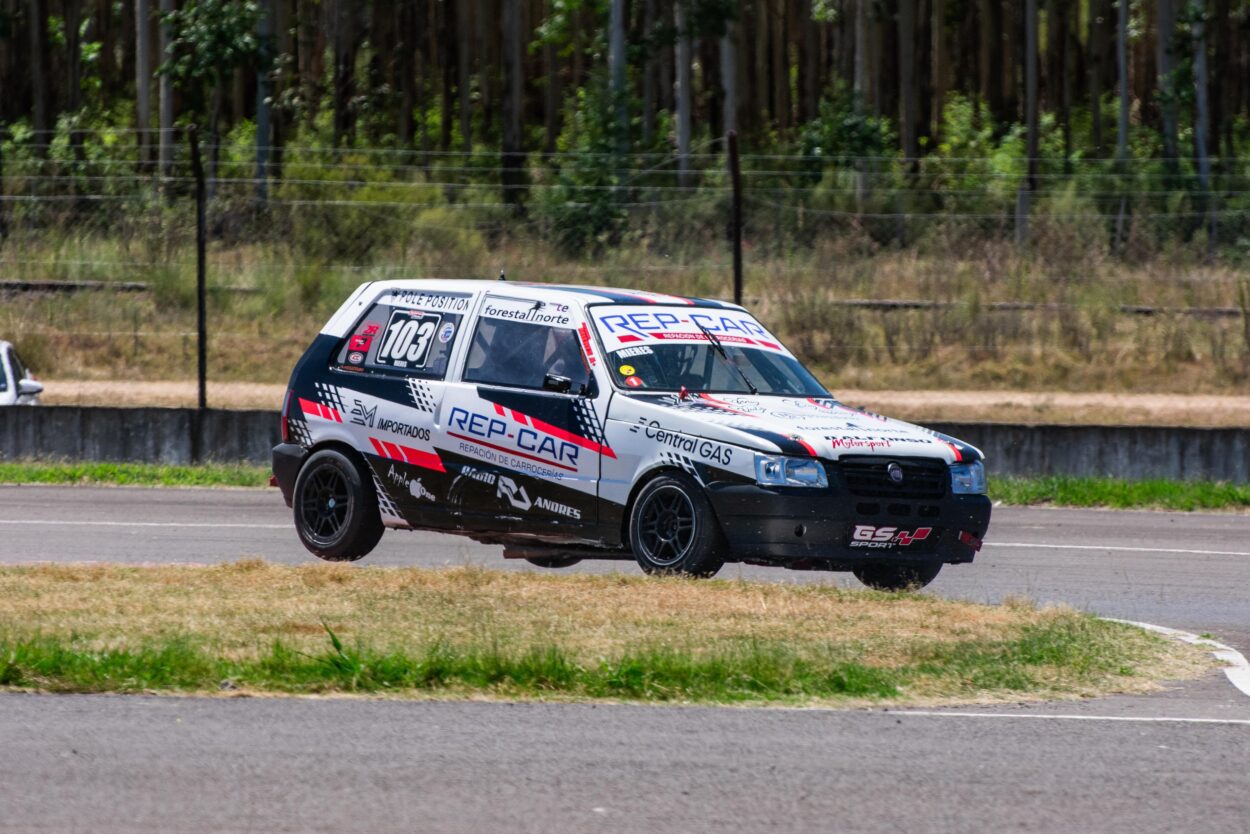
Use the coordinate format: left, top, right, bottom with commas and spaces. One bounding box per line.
0, 341, 43, 406
272, 280, 991, 589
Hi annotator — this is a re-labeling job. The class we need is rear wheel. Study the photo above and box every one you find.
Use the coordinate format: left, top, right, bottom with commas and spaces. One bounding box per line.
628, 472, 725, 578
293, 448, 384, 562
852, 561, 942, 591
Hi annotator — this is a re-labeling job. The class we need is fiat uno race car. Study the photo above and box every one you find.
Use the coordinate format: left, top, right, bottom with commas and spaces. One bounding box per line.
272, 280, 991, 589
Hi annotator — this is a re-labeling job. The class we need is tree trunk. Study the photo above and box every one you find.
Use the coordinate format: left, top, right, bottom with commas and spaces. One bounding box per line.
1156, 0, 1179, 176
332, 0, 357, 147
543, 5, 561, 154
978, 0, 1003, 122
135, 0, 151, 166
1192, 0, 1212, 252
720, 22, 737, 136
899, 0, 918, 162
1089, 0, 1104, 155
1019, 0, 1038, 243
255, 0, 273, 200
158, 0, 173, 180
641, 0, 656, 145
609, 0, 627, 152
459, 0, 472, 153
932, 0, 948, 135
29, 0, 51, 152
675, 0, 692, 185
500, 0, 525, 209
798, 0, 818, 122
1117, 0, 1130, 163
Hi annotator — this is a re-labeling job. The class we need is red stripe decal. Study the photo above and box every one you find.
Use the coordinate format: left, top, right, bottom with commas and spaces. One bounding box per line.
369, 437, 387, 456
616, 335, 642, 343
298, 398, 341, 422
796, 438, 818, 456
493, 403, 506, 416
947, 442, 963, 463
447, 432, 577, 472
501, 406, 616, 459
368, 437, 445, 472
696, 393, 759, 418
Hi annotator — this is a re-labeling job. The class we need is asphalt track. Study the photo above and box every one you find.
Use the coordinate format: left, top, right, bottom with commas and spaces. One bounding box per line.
1, 485, 1248, 833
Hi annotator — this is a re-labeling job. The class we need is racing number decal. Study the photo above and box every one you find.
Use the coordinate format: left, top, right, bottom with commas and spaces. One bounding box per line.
376, 311, 441, 369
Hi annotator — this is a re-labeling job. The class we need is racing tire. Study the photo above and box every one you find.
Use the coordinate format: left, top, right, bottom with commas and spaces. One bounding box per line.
293, 448, 384, 562
523, 557, 583, 569
852, 561, 942, 591
628, 472, 725, 578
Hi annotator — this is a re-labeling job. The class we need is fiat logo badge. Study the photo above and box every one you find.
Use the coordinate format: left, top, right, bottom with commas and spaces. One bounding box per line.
887, 462, 904, 484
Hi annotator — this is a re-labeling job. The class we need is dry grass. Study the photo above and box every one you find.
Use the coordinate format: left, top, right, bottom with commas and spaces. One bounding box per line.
0, 561, 1211, 705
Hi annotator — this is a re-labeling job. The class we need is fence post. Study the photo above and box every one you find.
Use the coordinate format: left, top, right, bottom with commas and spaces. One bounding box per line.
189, 126, 208, 462
0, 128, 6, 241
728, 130, 743, 306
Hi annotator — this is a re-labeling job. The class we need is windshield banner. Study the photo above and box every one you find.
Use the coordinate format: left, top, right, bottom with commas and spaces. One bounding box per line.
590, 306, 789, 354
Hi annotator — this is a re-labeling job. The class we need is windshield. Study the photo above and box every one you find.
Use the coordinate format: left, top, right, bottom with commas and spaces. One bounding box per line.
589, 305, 828, 396
607, 343, 827, 395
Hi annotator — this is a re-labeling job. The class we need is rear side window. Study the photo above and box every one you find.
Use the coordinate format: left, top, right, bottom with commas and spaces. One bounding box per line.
336, 289, 471, 379
0, 350, 9, 392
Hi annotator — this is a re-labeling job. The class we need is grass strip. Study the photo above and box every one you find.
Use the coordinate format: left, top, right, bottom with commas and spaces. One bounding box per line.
0, 562, 1208, 705
990, 475, 1250, 512
0, 461, 270, 488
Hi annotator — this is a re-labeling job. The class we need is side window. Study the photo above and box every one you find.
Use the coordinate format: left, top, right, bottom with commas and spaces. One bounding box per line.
464, 318, 591, 392
0, 350, 9, 392
336, 291, 470, 379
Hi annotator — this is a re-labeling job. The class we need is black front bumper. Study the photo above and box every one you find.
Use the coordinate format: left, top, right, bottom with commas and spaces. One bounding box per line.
272, 442, 307, 507
705, 482, 992, 569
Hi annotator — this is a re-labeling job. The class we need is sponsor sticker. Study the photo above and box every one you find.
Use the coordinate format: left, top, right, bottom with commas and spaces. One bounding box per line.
619, 364, 636, 376
624, 376, 644, 388
616, 345, 654, 358
347, 351, 365, 365
438, 322, 455, 343
591, 306, 787, 353
848, 525, 933, 549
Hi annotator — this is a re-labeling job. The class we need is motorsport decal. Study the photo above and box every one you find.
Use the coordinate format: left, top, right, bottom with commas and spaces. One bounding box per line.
577, 323, 598, 366
298, 397, 342, 422
386, 463, 436, 501
629, 418, 735, 466
376, 289, 472, 312
590, 306, 787, 353
349, 398, 432, 441
446, 405, 608, 475
481, 295, 576, 328
849, 525, 934, 549
495, 474, 583, 520
369, 437, 445, 472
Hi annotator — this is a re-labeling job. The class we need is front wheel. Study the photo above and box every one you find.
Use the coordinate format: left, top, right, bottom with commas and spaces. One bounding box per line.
293, 448, 384, 562
852, 561, 942, 591
628, 472, 725, 578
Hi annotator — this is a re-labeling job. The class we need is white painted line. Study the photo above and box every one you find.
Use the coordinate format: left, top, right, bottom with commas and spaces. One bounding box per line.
1106, 618, 1250, 700
0, 520, 288, 530
889, 711, 1250, 726
988, 541, 1250, 558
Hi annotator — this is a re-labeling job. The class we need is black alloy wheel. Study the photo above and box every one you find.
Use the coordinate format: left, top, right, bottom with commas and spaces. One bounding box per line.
293, 448, 384, 562
629, 472, 725, 578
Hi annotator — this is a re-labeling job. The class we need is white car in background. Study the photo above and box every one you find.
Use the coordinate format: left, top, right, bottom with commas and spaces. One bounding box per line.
0, 342, 43, 405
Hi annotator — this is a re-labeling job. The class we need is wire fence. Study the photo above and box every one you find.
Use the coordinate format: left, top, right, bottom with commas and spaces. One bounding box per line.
3, 128, 1249, 390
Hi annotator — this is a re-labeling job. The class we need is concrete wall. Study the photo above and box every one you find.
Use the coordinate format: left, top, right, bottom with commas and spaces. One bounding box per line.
0, 407, 1246, 482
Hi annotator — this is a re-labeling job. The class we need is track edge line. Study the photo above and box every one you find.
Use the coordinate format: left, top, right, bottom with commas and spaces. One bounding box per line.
1103, 617, 1250, 700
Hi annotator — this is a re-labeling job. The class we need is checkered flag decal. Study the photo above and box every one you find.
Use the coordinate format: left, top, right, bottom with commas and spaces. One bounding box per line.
659, 451, 703, 484
405, 378, 437, 413
370, 470, 403, 523
571, 398, 607, 448
286, 417, 312, 447
314, 382, 346, 412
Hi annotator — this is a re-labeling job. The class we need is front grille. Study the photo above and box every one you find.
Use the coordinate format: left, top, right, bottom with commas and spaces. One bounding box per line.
836, 457, 948, 499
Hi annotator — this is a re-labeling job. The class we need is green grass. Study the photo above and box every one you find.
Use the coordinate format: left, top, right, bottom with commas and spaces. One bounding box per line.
0, 562, 1206, 705
0, 616, 1167, 704
990, 475, 1250, 512
0, 461, 270, 487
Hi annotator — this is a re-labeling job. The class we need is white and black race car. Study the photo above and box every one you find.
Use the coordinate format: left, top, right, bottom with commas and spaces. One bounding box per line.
272, 280, 990, 589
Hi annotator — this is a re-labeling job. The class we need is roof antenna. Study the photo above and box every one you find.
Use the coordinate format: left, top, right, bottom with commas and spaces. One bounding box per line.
498, 268, 506, 281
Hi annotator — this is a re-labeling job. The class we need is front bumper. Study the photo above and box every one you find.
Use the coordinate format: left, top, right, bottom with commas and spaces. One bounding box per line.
271, 442, 306, 507
705, 482, 992, 569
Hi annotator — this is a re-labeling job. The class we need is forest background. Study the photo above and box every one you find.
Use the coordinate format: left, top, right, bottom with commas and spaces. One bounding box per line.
2, 0, 1250, 395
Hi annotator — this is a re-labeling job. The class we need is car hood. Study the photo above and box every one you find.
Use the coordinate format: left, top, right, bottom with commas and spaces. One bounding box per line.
613, 393, 982, 465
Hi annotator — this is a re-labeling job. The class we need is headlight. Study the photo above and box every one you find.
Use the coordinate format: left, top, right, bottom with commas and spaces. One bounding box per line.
950, 461, 987, 494
755, 454, 829, 488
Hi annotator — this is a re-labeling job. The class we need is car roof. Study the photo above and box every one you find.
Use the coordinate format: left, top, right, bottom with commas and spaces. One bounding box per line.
359, 279, 744, 311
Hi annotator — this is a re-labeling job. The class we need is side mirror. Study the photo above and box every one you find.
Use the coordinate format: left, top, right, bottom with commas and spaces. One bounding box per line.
18, 379, 43, 397
542, 373, 572, 394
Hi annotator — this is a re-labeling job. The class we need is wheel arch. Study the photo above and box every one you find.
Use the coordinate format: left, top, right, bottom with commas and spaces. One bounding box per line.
618, 464, 727, 549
